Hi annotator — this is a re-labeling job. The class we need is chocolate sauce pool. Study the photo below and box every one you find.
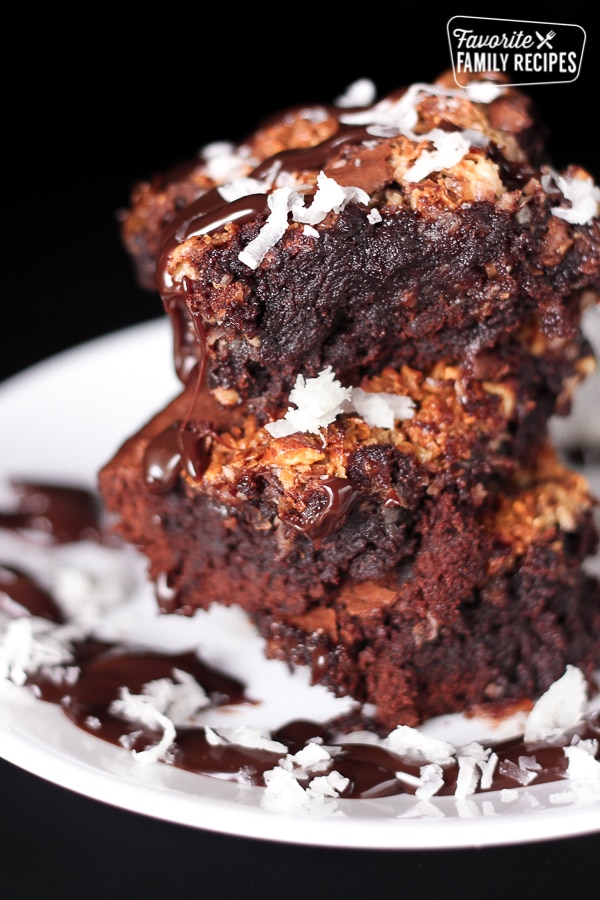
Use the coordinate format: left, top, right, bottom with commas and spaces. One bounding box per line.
1, 480, 599, 801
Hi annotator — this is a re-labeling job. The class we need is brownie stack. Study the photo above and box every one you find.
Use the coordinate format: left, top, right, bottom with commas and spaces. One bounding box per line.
100, 71, 600, 730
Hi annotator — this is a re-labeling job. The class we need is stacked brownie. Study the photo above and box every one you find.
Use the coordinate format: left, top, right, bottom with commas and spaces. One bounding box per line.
100, 70, 600, 730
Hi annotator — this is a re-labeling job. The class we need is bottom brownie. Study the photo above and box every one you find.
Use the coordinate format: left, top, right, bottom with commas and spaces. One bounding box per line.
99, 383, 600, 730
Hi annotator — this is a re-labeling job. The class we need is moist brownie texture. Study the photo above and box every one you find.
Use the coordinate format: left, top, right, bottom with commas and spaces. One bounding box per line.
99, 388, 600, 729
120, 70, 600, 417
102, 70, 600, 729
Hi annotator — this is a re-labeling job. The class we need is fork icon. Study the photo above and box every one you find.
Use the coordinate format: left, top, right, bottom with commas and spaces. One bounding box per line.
536, 29, 556, 49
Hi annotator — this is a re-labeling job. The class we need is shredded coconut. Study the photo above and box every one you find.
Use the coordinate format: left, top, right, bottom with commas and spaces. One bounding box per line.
306, 770, 349, 799
548, 170, 600, 225
262, 765, 312, 809
385, 724, 455, 766
564, 740, 600, 781
403, 128, 471, 184
109, 669, 211, 764
290, 171, 369, 227
217, 176, 270, 204
138, 668, 210, 725
498, 758, 539, 787
231, 79, 509, 269
110, 686, 176, 764
262, 760, 348, 812
51, 561, 134, 625
455, 742, 493, 797
349, 387, 415, 429
238, 185, 295, 270
206, 724, 287, 755
0, 616, 81, 686
288, 740, 335, 773
238, 173, 369, 269
464, 81, 505, 103
264, 366, 352, 438
199, 141, 256, 183
523, 665, 588, 743
264, 368, 415, 438
335, 78, 378, 109
415, 763, 445, 800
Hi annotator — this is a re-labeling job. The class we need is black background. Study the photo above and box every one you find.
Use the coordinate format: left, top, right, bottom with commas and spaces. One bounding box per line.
2, 3, 599, 897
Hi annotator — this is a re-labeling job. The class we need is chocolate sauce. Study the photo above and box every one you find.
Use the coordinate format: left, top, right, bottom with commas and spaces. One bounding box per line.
152, 115, 383, 380
23, 622, 600, 798
2, 479, 599, 802
0, 480, 103, 543
163, 298, 199, 384
142, 419, 216, 494
157, 193, 269, 306
0, 564, 64, 623
561, 443, 600, 469
282, 477, 358, 547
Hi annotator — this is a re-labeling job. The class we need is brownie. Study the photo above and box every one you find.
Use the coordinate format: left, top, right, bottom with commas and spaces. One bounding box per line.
119, 71, 600, 416
99, 380, 600, 728
100, 68, 600, 731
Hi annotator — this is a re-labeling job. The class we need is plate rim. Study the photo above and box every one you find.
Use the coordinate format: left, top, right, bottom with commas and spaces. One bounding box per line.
1, 319, 599, 850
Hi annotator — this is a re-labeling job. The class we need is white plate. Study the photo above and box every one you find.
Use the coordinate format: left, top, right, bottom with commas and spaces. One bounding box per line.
1, 314, 600, 851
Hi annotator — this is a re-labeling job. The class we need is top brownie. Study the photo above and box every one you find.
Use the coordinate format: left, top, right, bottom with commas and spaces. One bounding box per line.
120, 70, 600, 417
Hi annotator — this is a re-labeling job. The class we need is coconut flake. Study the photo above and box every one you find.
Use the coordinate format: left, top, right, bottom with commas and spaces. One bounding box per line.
217, 176, 270, 203
403, 128, 471, 183
264, 367, 352, 438
238, 185, 297, 270
464, 81, 505, 103
564, 740, 600, 781
498, 758, 539, 787
108, 669, 211, 763
385, 724, 456, 766
349, 387, 415, 429
110, 686, 176, 764
290, 171, 369, 227
236, 79, 504, 271
306, 770, 349, 799
51, 561, 135, 625
523, 665, 588, 743
454, 742, 494, 797
335, 78, 378, 108
199, 141, 255, 183
262, 765, 313, 810
238, 173, 369, 270
209, 725, 287, 755
289, 740, 335, 773
455, 756, 481, 798
549, 171, 600, 225
139, 668, 210, 726
339, 82, 439, 133
0, 616, 81, 686
415, 763, 445, 800
339, 80, 496, 137
264, 368, 415, 438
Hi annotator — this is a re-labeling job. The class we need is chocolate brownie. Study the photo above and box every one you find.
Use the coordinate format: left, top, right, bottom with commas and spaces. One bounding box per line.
99, 378, 600, 728
120, 71, 600, 416
100, 69, 600, 730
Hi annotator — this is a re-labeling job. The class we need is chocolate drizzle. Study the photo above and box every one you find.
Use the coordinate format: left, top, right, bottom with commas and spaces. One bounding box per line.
0, 480, 103, 544
282, 477, 358, 547
1, 479, 600, 802
0, 564, 64, 623
154, 122, 374, 314
142, 420, 216, 493
152, 114, 383, 403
